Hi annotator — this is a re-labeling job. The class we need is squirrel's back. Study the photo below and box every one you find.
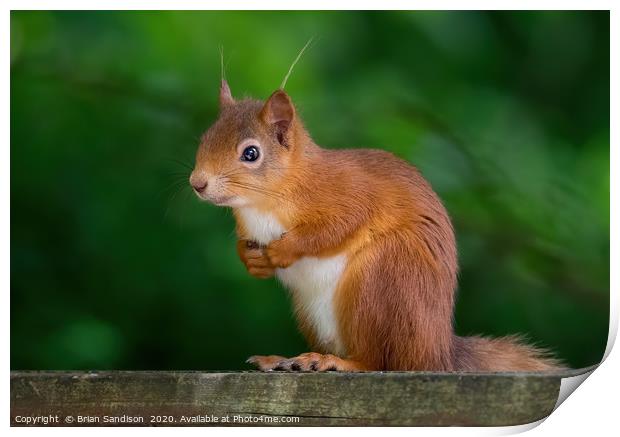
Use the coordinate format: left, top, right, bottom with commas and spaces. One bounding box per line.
321, 148, 562, 371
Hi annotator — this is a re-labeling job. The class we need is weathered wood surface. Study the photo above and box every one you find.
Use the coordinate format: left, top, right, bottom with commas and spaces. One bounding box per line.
10, 369, 590, 426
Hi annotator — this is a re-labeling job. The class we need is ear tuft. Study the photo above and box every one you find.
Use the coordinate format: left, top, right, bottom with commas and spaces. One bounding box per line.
219, 80, 234, 107
260, 90, 295, 146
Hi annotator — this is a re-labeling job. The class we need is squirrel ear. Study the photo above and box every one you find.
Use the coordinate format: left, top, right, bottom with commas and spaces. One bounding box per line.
260, 90, 295, 145
219, 80, 234, 107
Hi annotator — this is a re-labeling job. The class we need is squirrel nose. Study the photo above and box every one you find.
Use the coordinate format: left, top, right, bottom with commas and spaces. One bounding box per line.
189, 173, 208, 194
191, 180, 208, 193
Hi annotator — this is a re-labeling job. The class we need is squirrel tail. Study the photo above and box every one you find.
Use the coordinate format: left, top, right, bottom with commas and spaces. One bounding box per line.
453, 334, 565, 372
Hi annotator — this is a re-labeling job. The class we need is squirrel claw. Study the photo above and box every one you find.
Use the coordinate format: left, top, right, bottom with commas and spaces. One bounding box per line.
246, 355, 287, 371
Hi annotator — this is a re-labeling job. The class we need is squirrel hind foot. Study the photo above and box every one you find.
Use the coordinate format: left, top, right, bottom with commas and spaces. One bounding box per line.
247, 352, 368, 372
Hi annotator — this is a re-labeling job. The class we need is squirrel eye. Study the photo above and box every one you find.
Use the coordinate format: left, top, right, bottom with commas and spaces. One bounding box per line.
241, 145, 260, 162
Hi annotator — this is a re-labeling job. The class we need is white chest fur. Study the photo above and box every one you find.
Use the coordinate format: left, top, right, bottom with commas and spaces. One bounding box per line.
237, 207, 286, 246
236, 207, 347, 355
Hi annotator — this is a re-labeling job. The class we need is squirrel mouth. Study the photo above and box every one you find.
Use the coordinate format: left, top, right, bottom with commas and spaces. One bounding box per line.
193, 190, 232, 206
207, 195, 234, 206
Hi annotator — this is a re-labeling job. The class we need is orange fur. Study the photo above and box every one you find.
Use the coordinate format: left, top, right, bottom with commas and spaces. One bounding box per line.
190, 84, 563, 372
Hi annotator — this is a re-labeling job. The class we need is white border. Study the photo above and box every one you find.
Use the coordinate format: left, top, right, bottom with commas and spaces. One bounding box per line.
4, 2, 617, 436
1, 0, 616, 11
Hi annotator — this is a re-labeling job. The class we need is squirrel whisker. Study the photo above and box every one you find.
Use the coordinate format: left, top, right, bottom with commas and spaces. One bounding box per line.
226, 181, 287, 201
166, 157, 194, 171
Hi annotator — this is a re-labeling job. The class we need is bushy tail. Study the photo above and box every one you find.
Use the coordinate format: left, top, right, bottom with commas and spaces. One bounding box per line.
453, 334, 564, 372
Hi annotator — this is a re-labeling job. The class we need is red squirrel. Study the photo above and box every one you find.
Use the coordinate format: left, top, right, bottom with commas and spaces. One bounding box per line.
189, 79, 562, 372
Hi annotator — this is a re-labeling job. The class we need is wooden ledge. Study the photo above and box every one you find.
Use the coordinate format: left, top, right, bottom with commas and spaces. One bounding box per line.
10, 368, 594, 426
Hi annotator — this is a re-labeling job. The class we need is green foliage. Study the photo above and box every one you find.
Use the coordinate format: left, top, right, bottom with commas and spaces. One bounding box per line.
10, 11, 609, 370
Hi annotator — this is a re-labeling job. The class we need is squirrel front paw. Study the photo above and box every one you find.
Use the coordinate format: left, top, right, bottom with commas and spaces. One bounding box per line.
236, 240, 275, 279
265, 236, 300, 268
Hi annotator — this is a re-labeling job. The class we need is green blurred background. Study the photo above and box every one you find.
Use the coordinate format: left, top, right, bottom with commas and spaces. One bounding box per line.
10, 11, 609, 370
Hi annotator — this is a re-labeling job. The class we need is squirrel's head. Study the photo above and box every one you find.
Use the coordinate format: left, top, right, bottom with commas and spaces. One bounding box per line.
189, 80, 303, 208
